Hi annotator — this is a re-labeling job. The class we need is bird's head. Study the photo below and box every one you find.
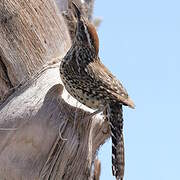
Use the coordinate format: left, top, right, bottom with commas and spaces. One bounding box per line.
72, 2, 99, 56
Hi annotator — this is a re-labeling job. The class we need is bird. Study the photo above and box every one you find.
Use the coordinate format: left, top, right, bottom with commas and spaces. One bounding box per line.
60, 2, 135, 180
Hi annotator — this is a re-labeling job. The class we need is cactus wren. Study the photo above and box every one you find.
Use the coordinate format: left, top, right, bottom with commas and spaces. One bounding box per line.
60, 2, 135, 180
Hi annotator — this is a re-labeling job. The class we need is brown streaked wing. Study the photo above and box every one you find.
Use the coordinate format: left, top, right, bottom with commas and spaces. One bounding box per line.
88, 59, 135, 108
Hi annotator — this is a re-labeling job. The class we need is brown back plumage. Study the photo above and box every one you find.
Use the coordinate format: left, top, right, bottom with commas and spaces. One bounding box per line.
86, 22, 99, 55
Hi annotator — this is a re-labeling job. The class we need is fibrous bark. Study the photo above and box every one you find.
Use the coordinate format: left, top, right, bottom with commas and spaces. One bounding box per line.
0, 0, 109, 179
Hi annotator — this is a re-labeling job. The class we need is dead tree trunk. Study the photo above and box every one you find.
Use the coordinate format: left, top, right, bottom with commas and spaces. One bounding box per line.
0, 0, 109, 179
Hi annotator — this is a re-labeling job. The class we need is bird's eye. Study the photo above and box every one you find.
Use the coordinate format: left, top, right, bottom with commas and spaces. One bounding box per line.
80, 23, 84, 31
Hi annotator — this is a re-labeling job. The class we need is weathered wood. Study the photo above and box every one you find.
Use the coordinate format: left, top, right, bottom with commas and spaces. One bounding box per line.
0, 0, 109, 179
0, 0, 71, 103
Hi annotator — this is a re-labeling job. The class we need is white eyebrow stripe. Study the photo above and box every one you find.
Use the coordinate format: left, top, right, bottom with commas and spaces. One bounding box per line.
84, 24, 92, 48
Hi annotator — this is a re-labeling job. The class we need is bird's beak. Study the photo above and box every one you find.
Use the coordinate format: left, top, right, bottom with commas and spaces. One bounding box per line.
72, 2, 81, 20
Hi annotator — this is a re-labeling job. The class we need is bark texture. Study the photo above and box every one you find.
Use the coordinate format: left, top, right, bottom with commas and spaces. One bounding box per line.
0, 0, 109, 179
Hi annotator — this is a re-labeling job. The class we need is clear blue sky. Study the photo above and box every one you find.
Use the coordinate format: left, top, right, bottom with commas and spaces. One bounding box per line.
94, 1, 180, 180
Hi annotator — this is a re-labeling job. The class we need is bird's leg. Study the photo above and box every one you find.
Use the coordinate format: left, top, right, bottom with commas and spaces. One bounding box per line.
83, 108, 103, 121
83, 105, 106, 121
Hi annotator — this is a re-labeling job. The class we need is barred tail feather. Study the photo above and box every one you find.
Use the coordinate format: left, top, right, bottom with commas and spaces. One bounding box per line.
107, 103, 125, 180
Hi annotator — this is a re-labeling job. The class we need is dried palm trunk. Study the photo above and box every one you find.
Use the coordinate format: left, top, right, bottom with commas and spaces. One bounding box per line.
0, 0, 109, 179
